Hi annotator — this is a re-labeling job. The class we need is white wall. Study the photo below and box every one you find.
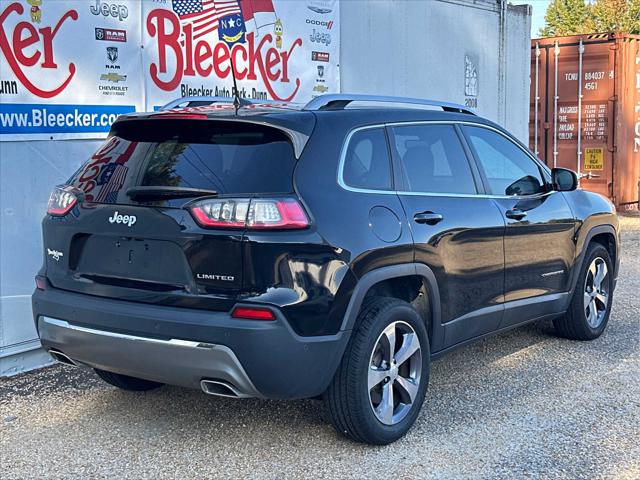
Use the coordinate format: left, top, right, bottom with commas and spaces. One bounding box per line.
339, 0, 532, 141
0, 140, 100, 375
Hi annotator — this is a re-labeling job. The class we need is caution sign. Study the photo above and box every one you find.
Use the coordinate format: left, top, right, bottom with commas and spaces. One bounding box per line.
584, 148, 604, 171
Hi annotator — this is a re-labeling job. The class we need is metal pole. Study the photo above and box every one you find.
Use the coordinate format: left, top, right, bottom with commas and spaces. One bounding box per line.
498, 0, 507, 125
577, 38, 584, 180
140, 4, 147, 111
534, 43, 540, 157
553, 41, 560, 168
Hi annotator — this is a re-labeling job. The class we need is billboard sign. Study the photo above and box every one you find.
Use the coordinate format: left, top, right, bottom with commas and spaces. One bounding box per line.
0, 0, 340, 141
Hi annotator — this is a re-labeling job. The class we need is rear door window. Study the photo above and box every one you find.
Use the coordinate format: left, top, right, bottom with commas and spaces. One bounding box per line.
68, 120, 297, 204
390, 124, 477, 194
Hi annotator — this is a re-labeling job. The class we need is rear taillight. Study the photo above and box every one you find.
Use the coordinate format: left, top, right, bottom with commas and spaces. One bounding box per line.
189, 198, 309, 230
231, 306, 276, 321
47, 186, 78, 216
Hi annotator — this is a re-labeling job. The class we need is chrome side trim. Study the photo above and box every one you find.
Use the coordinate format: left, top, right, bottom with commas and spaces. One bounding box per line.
337, 120, 552, 199
541, 270, 564, 278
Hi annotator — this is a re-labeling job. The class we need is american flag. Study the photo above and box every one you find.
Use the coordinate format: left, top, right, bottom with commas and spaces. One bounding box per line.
172, 0, 243, 41
172, 0, 276, 41
95, 164, 129, 203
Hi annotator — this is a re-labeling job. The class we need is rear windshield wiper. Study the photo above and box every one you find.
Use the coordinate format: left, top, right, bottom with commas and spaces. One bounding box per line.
126, 186, 218, 200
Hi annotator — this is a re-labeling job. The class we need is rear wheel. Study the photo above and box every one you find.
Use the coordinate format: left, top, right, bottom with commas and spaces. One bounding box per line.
94, 369, 164, 391
553, 243, 614, 340
324, 297, 430, 445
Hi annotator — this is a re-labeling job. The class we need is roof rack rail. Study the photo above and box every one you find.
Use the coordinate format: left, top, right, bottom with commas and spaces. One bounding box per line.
160, 96, 277, 110
302, 94, 476, 115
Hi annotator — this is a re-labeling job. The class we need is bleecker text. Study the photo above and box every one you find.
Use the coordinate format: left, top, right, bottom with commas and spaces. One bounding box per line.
146, 9, 302, 101
0, 2, 78, 98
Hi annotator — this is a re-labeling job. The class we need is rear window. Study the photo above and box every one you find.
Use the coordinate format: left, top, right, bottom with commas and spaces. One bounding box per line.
68, 119, 297, 204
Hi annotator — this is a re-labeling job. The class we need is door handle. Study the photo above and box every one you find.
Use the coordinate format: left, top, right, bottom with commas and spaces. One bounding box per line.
414, 212, 443, 225
505, 209, 527, 220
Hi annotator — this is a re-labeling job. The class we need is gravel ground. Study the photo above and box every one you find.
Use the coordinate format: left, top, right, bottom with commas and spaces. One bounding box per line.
2, 218, 639, 479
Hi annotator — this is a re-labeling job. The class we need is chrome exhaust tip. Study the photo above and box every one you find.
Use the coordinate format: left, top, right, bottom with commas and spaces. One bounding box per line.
200, 379, 251, 398
48, 349, 78, 367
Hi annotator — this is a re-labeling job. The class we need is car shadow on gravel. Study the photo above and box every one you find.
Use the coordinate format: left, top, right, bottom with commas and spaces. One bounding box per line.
2, 280, 636, 452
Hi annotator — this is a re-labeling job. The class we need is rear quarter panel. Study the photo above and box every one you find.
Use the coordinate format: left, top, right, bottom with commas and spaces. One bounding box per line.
292, 113, 414, 335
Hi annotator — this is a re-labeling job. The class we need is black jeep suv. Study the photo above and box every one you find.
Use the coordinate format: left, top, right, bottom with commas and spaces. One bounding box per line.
33, 94, 620, 444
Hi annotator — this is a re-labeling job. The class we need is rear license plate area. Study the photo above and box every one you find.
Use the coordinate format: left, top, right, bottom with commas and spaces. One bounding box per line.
74, 235, 191, 286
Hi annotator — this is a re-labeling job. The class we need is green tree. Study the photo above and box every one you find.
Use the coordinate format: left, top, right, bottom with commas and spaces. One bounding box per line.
587, 0, 640, 33
539, 0, 591, 37
540, 0, 640, 36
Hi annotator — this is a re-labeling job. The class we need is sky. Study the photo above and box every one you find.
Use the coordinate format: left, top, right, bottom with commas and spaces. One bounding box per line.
527, 0, 552, 37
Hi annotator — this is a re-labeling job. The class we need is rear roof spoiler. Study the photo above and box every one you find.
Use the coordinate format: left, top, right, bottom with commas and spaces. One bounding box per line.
118, 103, 311, 159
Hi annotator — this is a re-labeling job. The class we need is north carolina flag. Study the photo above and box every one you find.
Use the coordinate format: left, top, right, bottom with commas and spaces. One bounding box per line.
172, 0, 243, 41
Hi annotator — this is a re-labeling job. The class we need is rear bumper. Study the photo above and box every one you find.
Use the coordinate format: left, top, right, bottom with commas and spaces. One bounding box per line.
32, 288, 348, 399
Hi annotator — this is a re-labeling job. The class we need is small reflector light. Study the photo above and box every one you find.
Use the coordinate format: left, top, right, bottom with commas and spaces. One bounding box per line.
35, 276, 46, 290
231, 307, 276, 321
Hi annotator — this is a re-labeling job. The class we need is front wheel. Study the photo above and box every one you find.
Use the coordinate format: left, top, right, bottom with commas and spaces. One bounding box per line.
553, 243, 614, 340
324, 297, 430, 445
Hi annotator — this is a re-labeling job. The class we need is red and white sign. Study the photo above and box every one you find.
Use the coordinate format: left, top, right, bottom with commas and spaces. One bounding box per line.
0, 0, 340, 141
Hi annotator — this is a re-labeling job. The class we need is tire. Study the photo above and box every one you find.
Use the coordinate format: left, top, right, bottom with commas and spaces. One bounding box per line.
324, 297, 430, 445
553, 243, 614, 340
94, 369, 164, 391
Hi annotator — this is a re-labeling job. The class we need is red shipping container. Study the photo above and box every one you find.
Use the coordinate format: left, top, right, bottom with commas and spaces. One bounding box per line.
530, 33, 640, 212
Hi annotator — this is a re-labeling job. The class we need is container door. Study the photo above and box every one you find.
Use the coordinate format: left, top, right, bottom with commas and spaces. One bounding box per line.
614, 36, 640, 212
531, 37, 616, 201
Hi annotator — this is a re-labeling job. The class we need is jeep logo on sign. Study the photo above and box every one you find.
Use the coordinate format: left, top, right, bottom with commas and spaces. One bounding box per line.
90, 0, 129, 21
108, 211, 136, 227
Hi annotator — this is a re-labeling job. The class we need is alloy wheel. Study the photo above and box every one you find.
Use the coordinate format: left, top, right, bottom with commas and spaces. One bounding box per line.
583, 257, 609, 328
368, 321, 422, 425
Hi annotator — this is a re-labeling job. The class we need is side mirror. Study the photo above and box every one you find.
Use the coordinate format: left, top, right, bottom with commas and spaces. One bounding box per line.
551, 168, 578, 192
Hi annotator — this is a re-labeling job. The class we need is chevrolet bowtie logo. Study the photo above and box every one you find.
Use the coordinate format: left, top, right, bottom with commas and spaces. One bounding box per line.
100, 73, 127, 83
